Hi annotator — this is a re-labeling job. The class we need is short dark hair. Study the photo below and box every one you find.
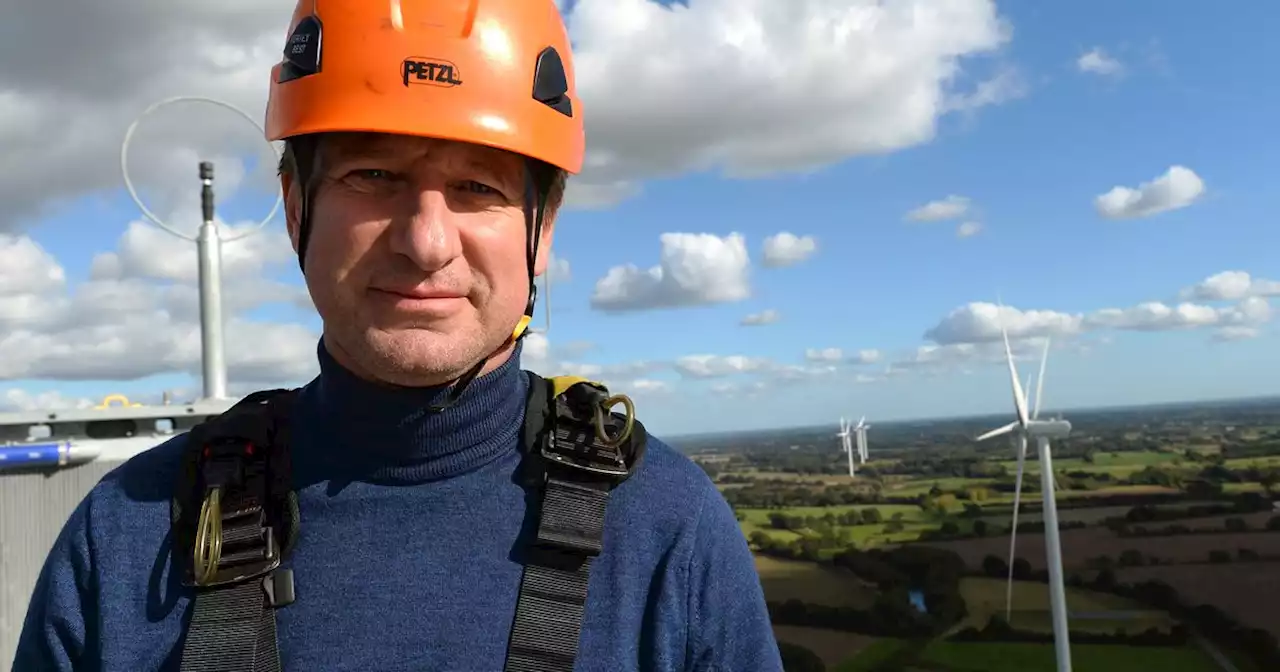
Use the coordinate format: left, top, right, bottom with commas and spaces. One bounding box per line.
277, 135, 568, 214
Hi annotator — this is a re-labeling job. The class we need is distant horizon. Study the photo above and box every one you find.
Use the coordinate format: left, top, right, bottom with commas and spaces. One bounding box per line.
666, 391, 1280, 443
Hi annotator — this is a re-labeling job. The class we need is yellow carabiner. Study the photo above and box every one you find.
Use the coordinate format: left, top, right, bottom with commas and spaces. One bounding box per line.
192, 488, 224, 585
593, 394, 635, 449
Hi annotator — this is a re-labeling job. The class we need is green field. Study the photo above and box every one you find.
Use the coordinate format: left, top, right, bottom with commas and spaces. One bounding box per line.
772, 625, 882, 669
993, 450, 1183, 477
920, 642, 1221, 671
832, 638, 911, 671
755, 555, 877, 608
740, 504, 935, 548
957, 577, 1174, 634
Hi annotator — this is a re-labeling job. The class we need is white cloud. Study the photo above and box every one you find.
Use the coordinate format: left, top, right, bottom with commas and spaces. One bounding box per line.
906, 195, 971, 222
761, 232, 817, 268
98, 220, 294, 284
546, 254, 572, 284
956, 221, 983, 238
0, 224, 315, 387
1083, 297, 1270, 333
590, 232, 750, 312
521, 332, 670, 397
804, 348, 881, 364
674, 354, 770, 379
924, 286, 1274, 349
1212, 326, 1261, 342
1076, 47, 1123, 76
1084, 302, 1222, 332
0, 389, 96, 413
741, 309, 780, 326
0, 0, 1017, 227
1180, 271, 1280, 302
924, 302, 1084, 345
570, 0, 1017, 203
1094, 165, 1205, 219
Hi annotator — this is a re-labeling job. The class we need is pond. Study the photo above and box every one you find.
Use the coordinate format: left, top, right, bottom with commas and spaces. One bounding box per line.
907, 589, 928, 613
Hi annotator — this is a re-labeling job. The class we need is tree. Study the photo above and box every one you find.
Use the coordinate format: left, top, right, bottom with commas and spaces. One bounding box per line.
1118, 549, 1146, 567
1209, 549, 1232, 564
1224, 517, 1249, 532
861, 508, 883, 525
982, 555, 1008, 579
972, 520, 988, 537
1012, 558, 1032, 580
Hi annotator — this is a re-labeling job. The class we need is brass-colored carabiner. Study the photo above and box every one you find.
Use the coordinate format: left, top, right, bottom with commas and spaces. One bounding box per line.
593, 394, 635, 449
193, 488, 224, 585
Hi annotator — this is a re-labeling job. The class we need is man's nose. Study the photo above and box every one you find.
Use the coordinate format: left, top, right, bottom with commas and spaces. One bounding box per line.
389, 187, 462, 272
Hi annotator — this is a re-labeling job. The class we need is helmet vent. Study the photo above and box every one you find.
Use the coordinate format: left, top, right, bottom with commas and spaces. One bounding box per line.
531, 46, 572, 117
279, 15, 324, 83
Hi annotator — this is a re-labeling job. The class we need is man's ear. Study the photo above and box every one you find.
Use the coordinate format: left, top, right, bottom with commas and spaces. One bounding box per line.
282, 172, 302, 255
532, 209, 557, 277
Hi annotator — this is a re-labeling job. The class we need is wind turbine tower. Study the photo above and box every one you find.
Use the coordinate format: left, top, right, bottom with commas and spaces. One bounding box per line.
854, 416, 870, 464
836, 417, 855, 477
975, 317, 1073, 672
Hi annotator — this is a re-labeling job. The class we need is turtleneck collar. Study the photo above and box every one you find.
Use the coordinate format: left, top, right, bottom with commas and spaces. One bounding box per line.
293, 338, 528, 485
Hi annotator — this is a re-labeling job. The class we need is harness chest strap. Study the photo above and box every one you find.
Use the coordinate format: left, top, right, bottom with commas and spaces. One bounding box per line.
169, 373, 646, 672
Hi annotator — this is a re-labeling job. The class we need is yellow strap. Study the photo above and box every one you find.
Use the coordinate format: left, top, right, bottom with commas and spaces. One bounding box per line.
511, 314, 533, 341
549, 375, 599, 398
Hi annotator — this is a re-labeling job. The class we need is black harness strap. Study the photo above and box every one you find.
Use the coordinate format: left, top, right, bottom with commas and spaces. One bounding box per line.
169, 376, 645, 672
505, 374, 647, 672
172, 389, 300, 672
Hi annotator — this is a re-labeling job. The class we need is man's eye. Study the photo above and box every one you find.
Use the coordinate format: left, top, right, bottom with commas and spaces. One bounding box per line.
349, 169, 394, 181
461, 180, 498, 195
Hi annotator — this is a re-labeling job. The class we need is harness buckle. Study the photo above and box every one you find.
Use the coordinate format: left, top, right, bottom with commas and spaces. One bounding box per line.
187, 439, 282, 588
539, 382, 637, 484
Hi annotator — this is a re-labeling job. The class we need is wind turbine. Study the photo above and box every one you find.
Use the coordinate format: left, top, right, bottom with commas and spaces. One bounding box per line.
975, 310, 1073, 672
836, 417, 855, 477
853, 416, 870, 463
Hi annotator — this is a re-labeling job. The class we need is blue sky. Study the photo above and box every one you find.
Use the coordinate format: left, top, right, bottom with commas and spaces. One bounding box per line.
3, 0, 1277, 435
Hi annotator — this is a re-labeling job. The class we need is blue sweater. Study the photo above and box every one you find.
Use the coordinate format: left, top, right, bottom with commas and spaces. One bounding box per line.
13, 343, 782, 672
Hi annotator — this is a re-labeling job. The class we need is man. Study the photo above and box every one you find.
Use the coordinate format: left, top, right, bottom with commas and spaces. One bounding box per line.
13, 1, 783, 671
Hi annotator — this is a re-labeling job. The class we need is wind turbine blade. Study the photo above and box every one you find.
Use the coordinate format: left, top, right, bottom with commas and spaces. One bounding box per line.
1032, 337, 1050, 420
976, 421, 1018, 442
997, 299, 1029, 427
1006, 433, 1029, 621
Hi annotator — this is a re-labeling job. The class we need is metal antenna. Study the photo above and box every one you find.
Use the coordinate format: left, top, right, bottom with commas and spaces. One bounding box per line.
121, 96, 283, 401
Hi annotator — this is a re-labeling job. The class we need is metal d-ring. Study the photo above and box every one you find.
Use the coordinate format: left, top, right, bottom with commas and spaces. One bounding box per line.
193, 488, 224, 585
593, 394, 635, 449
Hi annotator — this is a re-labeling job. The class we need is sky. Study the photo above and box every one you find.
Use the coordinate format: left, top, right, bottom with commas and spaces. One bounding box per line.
1, 0, 1277, 436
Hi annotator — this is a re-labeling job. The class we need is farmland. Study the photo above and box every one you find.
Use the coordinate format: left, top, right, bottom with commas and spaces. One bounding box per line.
955, 577, 1173, 635
918, 527, 1280, 570
1117, 563, 1280, 641
675, 395, 1280, 670
918, 641, 1222, 671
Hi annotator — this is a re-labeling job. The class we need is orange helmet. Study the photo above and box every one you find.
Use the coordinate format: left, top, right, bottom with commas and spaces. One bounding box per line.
264, 0, 583, 175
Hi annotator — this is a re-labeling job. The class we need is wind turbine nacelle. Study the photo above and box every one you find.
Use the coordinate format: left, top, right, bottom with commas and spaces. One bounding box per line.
1026, 419, 1072, 438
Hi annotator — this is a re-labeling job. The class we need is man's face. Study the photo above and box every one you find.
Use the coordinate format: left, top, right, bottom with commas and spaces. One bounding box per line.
283, 132, 555, 387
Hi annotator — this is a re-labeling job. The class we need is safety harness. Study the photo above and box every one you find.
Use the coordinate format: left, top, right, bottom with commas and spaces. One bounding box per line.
169, 373, 646, 672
